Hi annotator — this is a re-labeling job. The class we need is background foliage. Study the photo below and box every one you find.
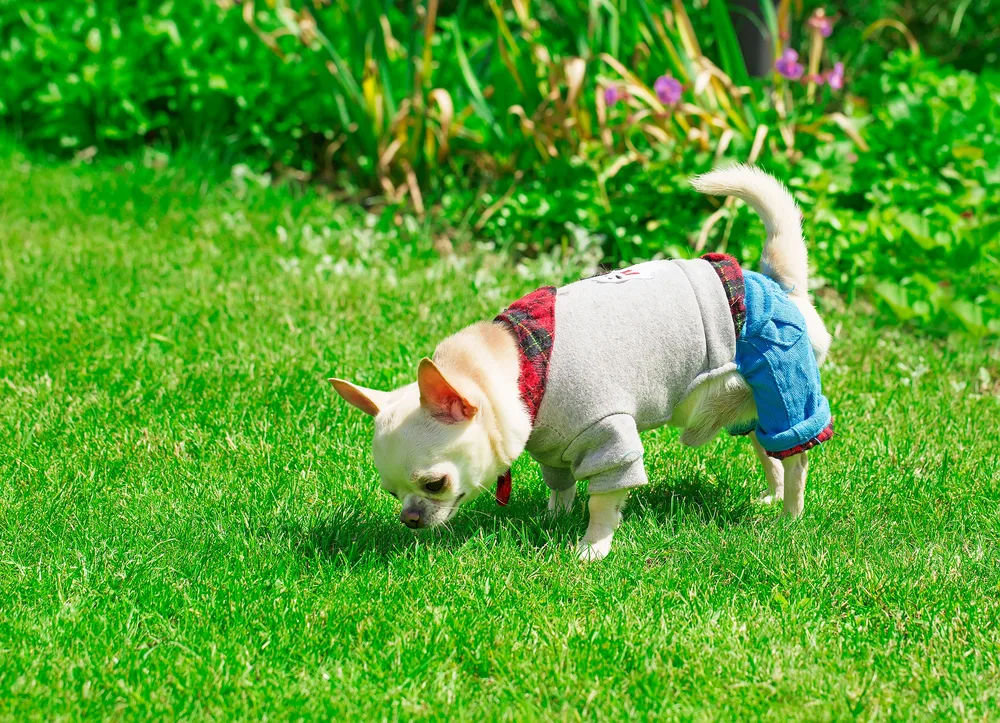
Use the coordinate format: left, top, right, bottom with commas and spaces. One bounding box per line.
806, 0, 999, 72
1, 0, 996, 335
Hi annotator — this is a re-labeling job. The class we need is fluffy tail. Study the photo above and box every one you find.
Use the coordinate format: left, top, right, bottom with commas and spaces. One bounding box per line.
692, 164, 831, 363
691, 164, 808, 299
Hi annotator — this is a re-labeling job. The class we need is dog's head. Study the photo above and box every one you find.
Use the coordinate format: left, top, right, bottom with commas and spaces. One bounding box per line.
330, 358, 501, 529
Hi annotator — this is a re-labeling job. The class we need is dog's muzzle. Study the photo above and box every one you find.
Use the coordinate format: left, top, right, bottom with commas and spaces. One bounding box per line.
400, 507, 423, 529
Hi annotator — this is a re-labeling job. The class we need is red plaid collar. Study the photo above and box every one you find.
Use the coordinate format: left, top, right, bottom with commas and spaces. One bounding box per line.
492, 286, 557, 505
702, 253, 747, 337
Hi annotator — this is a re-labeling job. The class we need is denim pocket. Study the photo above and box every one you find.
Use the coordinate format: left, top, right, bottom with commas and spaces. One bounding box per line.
748, 316, 805, 353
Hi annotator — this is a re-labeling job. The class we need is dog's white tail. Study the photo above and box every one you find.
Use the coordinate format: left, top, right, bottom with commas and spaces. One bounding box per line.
692, 164, 831, 363
692, 164, 808, 299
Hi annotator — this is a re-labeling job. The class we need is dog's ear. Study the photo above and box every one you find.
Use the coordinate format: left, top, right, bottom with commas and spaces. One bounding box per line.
328, 378, 392, 417
417, 358, 478, 423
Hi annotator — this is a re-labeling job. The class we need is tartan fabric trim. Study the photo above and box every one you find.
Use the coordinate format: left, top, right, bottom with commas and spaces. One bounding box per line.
703, 253, 747, 337
495, 469, 512, 507
493, 286, 556, 506
495, 286, 557, 423
767, 422, 835, 459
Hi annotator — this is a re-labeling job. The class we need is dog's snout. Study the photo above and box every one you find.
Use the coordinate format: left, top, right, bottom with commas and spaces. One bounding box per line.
400, 508, 423, 529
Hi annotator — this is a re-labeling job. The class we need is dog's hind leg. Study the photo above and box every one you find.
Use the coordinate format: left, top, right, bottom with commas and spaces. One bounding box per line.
781, 452, 808, 517
751, 431, 784, 504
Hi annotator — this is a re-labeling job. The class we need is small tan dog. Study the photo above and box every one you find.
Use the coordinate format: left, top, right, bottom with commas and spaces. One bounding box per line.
332, 166, 832, 561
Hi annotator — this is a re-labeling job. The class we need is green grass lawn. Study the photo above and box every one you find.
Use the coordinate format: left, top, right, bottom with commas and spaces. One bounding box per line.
2, 146, 1000, 721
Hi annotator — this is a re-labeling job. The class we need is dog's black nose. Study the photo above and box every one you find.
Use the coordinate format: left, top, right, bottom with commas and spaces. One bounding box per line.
400, 509, 423, 529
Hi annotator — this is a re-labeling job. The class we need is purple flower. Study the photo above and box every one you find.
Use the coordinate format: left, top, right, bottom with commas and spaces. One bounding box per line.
653, 74, 682, 105
807, 9, 834, 38
775, 49, 804, 80
604, 85, 626, 106
825, 62, 844, 90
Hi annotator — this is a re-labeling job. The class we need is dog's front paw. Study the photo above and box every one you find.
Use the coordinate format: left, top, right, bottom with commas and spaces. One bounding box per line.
576, 538, 612, 562
756, 490, 783, 505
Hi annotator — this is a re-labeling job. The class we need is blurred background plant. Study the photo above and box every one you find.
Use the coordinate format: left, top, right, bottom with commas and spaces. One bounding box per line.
0, 0, 996, 335
803, 0, 998, 73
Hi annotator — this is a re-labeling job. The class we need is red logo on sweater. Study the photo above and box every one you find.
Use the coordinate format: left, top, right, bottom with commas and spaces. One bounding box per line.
592, 266, 654, 284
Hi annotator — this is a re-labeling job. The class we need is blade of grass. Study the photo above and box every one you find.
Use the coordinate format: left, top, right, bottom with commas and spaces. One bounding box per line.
587, 0, 601, 56
369, 8, 398, 122
423, 0, 441, 89
672, 0, 703, 58
309, 12, 379, 156
312, 24, 365, 107
777, 0, 792, 51
405, 0, 419, 93
706, 0, 750, 86
632, 0, 686, 78
950, 0, 974, 37
413, 0, 441, 181
758, 0, 779, 57
603, 0, 621, 59
488, 0, 526, 94
862, 19, 920, 55
446, 19, 505, 142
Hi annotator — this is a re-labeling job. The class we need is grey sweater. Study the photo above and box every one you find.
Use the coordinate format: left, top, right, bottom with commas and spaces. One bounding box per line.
501, 259, 738, 495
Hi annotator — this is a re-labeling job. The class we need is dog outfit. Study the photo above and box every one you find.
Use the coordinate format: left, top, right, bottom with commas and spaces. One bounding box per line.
493, 254, 832, 503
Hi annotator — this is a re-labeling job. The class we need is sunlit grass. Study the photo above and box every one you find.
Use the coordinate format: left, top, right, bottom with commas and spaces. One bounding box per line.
1, 146, 999, 719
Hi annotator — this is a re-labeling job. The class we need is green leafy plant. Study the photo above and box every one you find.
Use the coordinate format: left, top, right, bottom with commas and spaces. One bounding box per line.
1, 1, 996, 335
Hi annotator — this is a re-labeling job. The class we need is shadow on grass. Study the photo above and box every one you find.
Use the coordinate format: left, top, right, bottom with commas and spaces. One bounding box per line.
278, 495, 583, 567
631, 476, 760, 528
278, 475, 760, 567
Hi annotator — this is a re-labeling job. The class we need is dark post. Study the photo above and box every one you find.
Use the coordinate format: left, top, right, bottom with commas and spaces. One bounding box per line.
730, 0, 773, 77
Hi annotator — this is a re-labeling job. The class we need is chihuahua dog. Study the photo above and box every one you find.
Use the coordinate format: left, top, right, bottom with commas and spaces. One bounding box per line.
331, 165, 833, 561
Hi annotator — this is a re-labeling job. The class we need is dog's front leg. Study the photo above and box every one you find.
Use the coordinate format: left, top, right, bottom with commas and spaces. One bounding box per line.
576, 490, 629, 562
548, 487, 576, 515
541, 465, 577, 516
781, 451, 808, 517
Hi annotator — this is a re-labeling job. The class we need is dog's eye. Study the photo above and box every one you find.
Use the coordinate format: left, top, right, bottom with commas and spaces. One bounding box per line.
424, 476, 447, 493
